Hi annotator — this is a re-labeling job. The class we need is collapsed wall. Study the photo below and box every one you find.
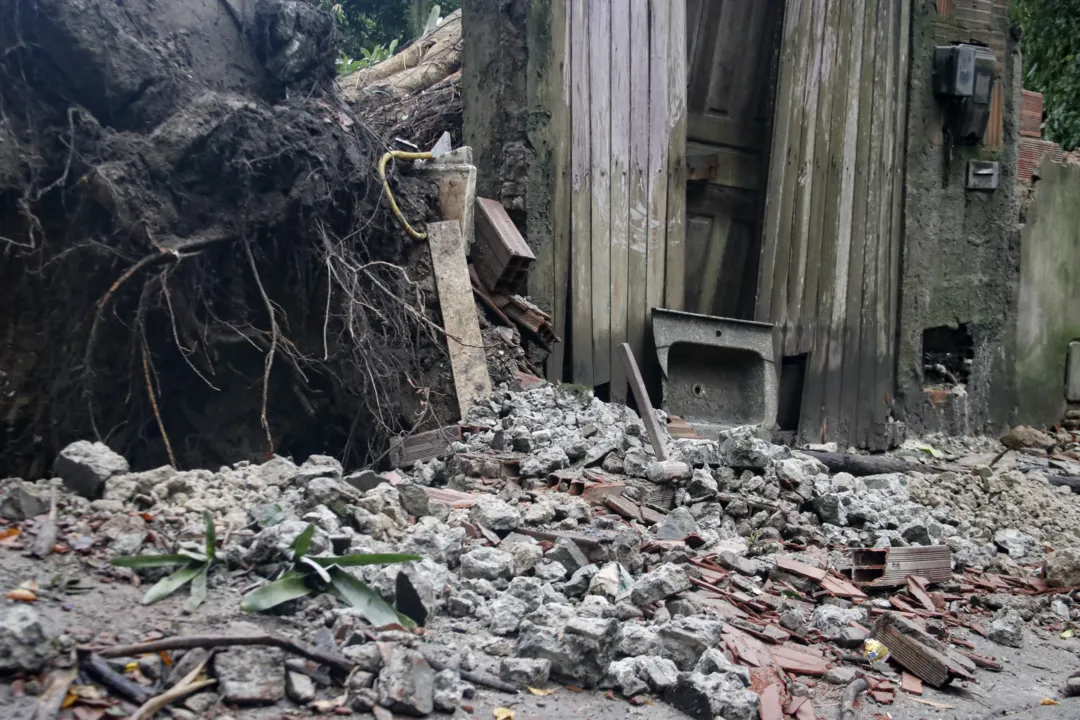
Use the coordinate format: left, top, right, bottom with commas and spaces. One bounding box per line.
0, 0, 459, 477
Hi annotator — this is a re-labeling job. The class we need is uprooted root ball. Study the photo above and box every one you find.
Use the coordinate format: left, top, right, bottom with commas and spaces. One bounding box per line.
0, 0, 456, 477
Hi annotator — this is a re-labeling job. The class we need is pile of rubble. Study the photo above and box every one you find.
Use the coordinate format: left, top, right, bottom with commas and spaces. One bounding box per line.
3, 384, 1080, 719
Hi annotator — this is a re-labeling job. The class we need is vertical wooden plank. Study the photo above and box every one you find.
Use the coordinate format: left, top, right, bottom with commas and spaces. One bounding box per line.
570, 0, 594, 385
427, 221, 494, 419
590, 0, 613, 386
820, 0, 864, 444
783, 0, 828, 356
664, 0, 688, 312
884, 0, 912, 442
547, 0, 571, 382
609, 2, 632, 402
757, 0, 803, 325
799, 0, 853, 443
763, 0, 814, 339
626, 0, 650, 387
838, 0, 879, 445
854, 0, 890, 447
646, 0, 670, 335
797, 0, 841, 355
869, 0, 900, 449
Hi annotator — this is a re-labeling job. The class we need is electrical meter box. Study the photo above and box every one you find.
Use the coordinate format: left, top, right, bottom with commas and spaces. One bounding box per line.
933, 43, 996, 144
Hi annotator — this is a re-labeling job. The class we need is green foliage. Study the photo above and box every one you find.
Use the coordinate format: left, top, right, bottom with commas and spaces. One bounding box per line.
240, 523, 420, 628
315, 0, 460, 61
111, 511, 219, 612
1014, 0, 1080, 150
336, 39, 400, 76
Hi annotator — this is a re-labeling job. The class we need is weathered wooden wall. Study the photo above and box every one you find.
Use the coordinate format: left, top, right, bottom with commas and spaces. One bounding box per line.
546, 0, 687, 396
756, 0, 912, 449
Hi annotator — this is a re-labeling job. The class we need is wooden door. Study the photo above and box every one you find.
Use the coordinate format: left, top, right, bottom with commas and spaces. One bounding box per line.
684, 0, 784, 320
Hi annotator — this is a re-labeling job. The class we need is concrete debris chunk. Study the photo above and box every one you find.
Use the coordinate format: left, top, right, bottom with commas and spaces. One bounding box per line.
285, 670, 316, 704
215, 646, 285, 705
987, 607, 1024, 648
665, 671, 759, 720
630, 563, 691, 607
54, 440, 129, 498
646, 460, 693, 484
0, 481, 50, 521
470, 495, 521, 531
992, 528, 1037, 559
1046, 547, 1080, 588
0, 606, 54, 673
377, 646, 435, 715
656, 506, 699, 540
432, 668, 464, 712
460, 547, 515, 581
499, 657, 551, 686
546, 537, 590, 575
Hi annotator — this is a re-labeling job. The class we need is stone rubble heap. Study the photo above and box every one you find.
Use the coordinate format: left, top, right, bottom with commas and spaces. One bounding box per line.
4, 384, 1080, 718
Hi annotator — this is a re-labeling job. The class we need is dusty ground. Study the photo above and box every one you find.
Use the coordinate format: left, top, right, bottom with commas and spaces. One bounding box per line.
2, 545, 1079, 720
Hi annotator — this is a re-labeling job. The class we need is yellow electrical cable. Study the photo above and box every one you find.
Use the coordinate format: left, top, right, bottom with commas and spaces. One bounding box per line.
379, 150, 433, 240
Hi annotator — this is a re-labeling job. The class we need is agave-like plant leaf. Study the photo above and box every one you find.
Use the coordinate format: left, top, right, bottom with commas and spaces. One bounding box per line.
110, 554, 192, 569
240, 575, 313, 613
327, 567, 416, 629
142, 562, 205, 605
203, 511, 217, 560
292, 523, 316, 559
184, 564, 209, 613
300, 556, 332, 584
309, 553, 421, 567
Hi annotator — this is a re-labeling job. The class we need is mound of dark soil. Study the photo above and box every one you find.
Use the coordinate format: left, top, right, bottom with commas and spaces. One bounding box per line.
0, 0, 457, 477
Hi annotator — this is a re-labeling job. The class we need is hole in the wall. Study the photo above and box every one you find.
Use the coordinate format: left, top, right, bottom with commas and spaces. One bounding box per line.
777, 354, 808, 432
692, 383, 706, 399
922, 324, 974, 385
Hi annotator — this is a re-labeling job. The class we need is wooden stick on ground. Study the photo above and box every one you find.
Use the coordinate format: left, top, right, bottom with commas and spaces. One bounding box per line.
30, 665, 78, 720
130, 648, 216, 720
82, 652, 153, 704
90, 633, 351, 675
423, 654, 519, 694
618, 343, 669, 461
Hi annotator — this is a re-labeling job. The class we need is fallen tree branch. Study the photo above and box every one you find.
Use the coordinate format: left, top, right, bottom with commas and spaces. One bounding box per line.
801, 450, 916, 477
339, 10, 461, 94
89, 633, 351, 675
81, 652, 154, 704
840, 677, 869, 720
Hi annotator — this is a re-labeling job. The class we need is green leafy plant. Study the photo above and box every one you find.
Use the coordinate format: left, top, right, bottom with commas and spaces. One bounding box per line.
111, 511, 219, 612
240, 523, 420, 628
1014, 0, 1080, 150
336, 39, 400, 76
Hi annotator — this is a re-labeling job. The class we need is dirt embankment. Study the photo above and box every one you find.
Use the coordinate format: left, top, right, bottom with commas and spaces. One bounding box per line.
0, 0, 459, 478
